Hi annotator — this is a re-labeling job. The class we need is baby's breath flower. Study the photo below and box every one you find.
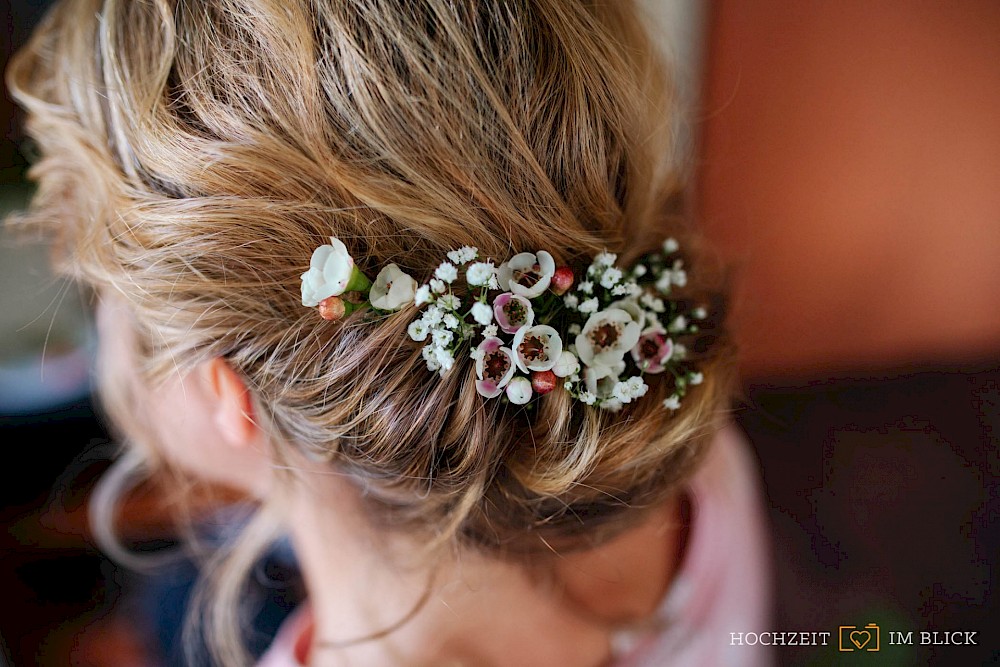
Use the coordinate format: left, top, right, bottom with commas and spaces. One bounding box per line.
663, 238, 679, 254
422, 305, 443, 326
443, 314, 460, 330
663, 395, 681, 410
435, 262, 459, 283
578, 280, 594, 294
466, 261, 495, 286
689, 372, 704, 385
430, 278, 446, 293
482, 323, 499, 338
633, 264, 647, 277
432, 328, 454, 347
594, 251, 617, 267
407, 320, 429, 341
600, 267, 623, 289
668, 315, 688, 333
579, 391, 597, 405
692, 306, 708, 320
578, 297, 599, 314
447, 246, 478, 264
563, 293, 580, 309
471, 301, 493, 325
438, 294, 461, 310
414, 285, 432, 306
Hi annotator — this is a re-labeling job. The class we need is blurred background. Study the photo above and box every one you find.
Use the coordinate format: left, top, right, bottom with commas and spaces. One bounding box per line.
2, 1, 997, 665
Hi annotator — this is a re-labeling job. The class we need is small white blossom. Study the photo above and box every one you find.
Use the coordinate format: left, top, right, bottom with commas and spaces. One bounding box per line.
422, 305, 444, 326
655, 273, 672, 293
633, 264, 647, 277
689, 372, 704, 385
600, 267, 623, 289
663, 395, 681, 410
578, 297, 599, 314
443, 314, 460, 330
612, 284, 631, 296
578, 280, 594, 294
671, 343, 688, 360
668, 315, 688, 333
414, 285, 432, 306
422, 346, 441, 372
640, 293, 666, 313
564, 380, 574, 391
692, 307, 708, 320
563, 294, 579, 309
594, 251, 617, 267
438, 294, 461, 310
663, 238, 679, 254
672, 269, 688, 287
471, 301, 493, 325
611, 381, 632, 404
432, 328, 454, 347
488, 274, 500, 290
482, 324, 499, 338
466, 261, 495, 286
579, 391, 597, 405
435, 262, 459, 283
447, 246, 478, 264
626, 376, 648, 398
407, 320, 429, 342
435, 347, 455, 374
601, 398, 623, 412
567, 324, 582, 336
430, 278, 447, 293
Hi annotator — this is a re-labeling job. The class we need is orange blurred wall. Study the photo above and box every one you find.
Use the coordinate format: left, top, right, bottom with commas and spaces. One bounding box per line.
695, 0, 1000, 379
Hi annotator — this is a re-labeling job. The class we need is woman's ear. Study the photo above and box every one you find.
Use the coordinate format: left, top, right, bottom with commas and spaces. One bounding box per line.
201, 358, 259, 448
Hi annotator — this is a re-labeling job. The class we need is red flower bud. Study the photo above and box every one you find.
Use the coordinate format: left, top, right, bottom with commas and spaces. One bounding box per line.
531, 370, 558, 395
550, 266, 575, 295
318, 296, 346, 321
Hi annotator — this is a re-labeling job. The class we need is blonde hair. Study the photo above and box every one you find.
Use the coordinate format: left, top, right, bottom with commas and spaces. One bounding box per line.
8, 0, 737, 663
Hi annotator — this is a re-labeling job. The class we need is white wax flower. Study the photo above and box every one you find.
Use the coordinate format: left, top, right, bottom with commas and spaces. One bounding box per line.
369, 264, 417, 310
496, 251, 555, 298
575, 308, 642, 371
301, 237, 354, 307
511, 325, 563, 373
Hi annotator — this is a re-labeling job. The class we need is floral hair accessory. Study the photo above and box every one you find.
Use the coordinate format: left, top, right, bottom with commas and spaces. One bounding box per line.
301, 237, 705, 411
404, 240, 705, 412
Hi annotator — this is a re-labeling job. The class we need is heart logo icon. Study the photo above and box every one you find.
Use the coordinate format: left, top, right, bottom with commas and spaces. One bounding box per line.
850, 630, 871, 650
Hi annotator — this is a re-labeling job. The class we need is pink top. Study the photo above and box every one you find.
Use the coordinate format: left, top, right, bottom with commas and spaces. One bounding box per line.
258, 423, 775, 666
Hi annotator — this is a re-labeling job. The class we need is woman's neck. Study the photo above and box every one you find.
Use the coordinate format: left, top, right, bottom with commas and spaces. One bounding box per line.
284, 475, 688, 666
